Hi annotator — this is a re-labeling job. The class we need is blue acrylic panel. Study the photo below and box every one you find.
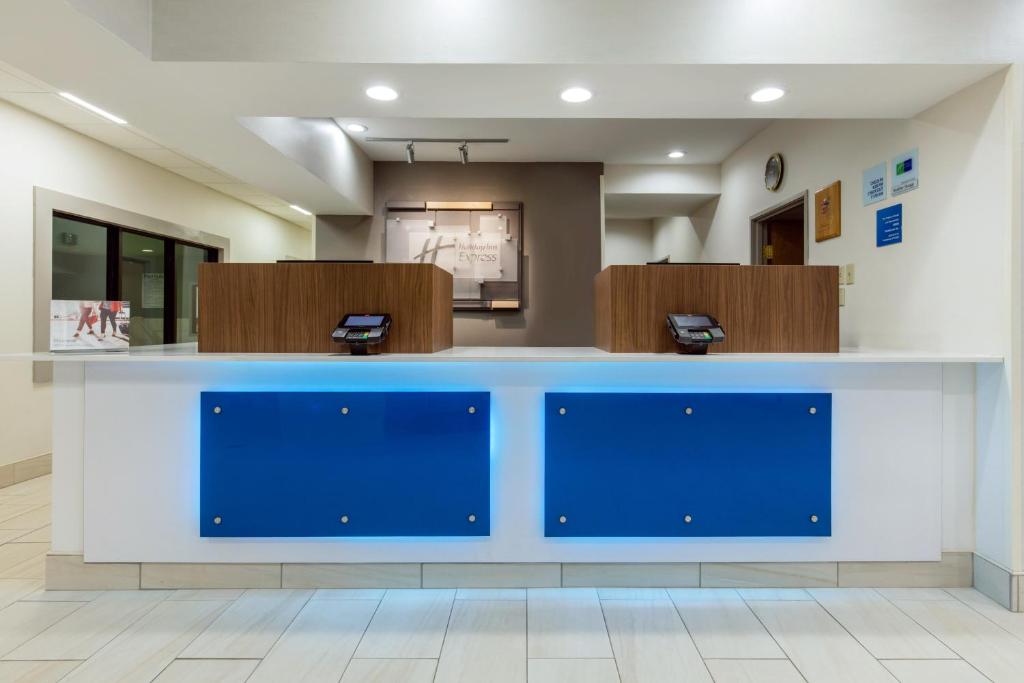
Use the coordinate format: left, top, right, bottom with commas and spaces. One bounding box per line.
545, 393, 831, 537
201, 392, 489, 537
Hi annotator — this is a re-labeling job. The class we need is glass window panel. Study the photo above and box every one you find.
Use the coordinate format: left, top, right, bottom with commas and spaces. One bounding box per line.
175, 243, 211, 343
120, 232, 165, 346
52, 216, 107, 300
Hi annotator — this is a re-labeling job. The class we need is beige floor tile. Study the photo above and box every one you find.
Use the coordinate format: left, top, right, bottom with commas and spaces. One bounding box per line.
0, 580, 43, 609
704, 659, 805, 683
340, 658, 437, 683
881, 659, 989, 683
11, 526, 50, 544
44, 555, 139, 590
0, 505, 38, 524
0, 531, 31, 544
153, 659, 259, 683
947, 587, 1024, 640
528, 588, 613, 659
0, 507, 51, 531
668, 588, 785, 659
809, 588, 956, 659
875, 588, 955, 601
311, 588, 385, 600
248, 598, 378, 683
0, 660, 81, 682
0, 544, 48, 579
21, 589, 101, 602
737, 589, 813, 601
597, 588, 669, 600
747, 600, 896, 682
527, 658, 620, 683
563, 563, 699, 588
455, 588, 525, 600
422, 563, 559, 588
0, 601, 82, 657
179, 589, 311, 659
702, 563, 837, 589
602, 599, 712, 683
283, 563, 420, 589
355, 589, 454, 659
4, 590, 170, 660
894, 598, 1024, 682
434, 599, 526, 683
167, 588, 246, 601
60, 599, 227, 682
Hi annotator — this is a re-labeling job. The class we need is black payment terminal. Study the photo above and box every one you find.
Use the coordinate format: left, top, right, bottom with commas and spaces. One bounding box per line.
332, 313, 392, 355
667, 314, 725, 355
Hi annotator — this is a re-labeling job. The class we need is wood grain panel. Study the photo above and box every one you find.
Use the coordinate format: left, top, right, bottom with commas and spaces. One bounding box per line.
594, 265, 838, 353
198, 263, 453, 353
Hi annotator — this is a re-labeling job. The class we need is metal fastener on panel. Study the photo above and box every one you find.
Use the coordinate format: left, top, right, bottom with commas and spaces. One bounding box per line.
559, 407, 567, 415
213, 516, 222, 525
213, 406, 222, 414
467, 514, 477, 523
468, 406, 476, 414
340, 407, 349, 415
340, 515, 349, 524
684, 407, 693, 415
558, 515, 567, 524
809, 407, 817, 415
684, 514, 693, 524
810, 514, 819, 523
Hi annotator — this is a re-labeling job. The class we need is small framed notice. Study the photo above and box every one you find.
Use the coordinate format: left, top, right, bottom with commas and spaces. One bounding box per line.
814, 180, 842, 242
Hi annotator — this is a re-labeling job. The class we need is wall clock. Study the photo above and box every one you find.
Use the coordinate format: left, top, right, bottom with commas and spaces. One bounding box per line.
764, 153, 784, 192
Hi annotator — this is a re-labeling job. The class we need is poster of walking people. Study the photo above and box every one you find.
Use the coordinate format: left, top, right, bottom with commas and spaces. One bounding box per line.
50, 300, 130, 351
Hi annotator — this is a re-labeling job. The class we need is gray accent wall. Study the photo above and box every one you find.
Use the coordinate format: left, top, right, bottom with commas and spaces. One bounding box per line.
316, 161, 603, 346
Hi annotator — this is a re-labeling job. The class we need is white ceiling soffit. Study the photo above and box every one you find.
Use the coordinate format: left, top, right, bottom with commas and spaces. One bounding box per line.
141, 0, 1024, 64
605, 193, 719, 219
334, 119, 769, 164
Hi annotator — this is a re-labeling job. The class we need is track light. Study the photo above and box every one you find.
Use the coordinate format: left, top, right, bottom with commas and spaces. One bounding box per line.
458, 142, 469, 164
405, 141, 415, 164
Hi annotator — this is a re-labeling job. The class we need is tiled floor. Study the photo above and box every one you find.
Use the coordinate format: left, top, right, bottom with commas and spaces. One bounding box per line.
0, 477, 1022, 681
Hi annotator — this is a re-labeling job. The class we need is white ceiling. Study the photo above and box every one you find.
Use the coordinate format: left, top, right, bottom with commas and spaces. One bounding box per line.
333, 118, 770, 164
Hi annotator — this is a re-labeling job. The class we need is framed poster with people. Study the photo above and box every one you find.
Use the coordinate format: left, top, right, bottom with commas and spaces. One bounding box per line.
50, 300, 130, 351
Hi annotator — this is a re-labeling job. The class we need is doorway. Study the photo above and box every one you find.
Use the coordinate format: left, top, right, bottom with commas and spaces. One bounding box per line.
750, 192, 808, 265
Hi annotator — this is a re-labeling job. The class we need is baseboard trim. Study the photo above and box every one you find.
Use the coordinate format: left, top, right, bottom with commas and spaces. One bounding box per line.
972, 553, 1022, 612
0, 453, 51, 489
46, 552, 976, 593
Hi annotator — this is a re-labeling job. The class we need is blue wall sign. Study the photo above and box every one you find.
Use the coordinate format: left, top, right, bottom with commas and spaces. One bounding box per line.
891, 149, 919, 196
862, 162, 886, 205
876, 204, 903, 247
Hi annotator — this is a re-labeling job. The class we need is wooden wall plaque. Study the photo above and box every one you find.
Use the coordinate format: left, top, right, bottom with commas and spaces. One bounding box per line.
814, 180, 842, 242
198, 263, 453, 354
594, 265, 839, 353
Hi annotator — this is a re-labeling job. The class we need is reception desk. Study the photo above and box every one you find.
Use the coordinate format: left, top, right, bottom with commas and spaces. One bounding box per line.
27, 345, 997, 590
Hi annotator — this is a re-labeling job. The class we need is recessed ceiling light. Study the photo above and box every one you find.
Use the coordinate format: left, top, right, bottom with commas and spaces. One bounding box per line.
58, 92, 127, 124
365, 85, 399, 101
750, 87, 785, 103
667, 150, 686, 159
345, 123, 368, 133
289, 204, 313, 216
560, 87, 592, 103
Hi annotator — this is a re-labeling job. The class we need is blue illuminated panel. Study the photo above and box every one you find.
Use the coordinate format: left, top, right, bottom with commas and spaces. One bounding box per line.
201, 391, 489, 537
545, 393, 831, 537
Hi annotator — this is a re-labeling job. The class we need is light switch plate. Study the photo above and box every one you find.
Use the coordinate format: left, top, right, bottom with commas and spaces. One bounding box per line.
839, 286, 846, 306
846, 263, 855, 285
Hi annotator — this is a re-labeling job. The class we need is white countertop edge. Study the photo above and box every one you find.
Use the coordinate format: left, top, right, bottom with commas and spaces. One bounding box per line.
3, 344, 1005, 364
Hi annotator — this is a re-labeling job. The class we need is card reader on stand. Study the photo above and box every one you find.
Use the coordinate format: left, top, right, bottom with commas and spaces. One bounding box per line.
332, 314, 392, 355
667, 314, 725, 355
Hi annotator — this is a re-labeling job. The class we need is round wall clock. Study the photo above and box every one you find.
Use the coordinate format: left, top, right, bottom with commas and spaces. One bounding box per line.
764, 153, 784, 191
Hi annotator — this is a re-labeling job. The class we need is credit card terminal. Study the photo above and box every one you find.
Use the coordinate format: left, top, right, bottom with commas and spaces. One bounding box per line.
666, 314, 725, 355
332, 313, 392, 355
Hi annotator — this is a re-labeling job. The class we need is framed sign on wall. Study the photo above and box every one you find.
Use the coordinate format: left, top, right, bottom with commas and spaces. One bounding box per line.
814, 181, 842, 242
384, 201, 523, 311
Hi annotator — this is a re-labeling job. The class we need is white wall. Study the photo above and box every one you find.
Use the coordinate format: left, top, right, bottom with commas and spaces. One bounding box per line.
605, 219, 653, 265
652, 216, 705, 263
0, 99, 312, 466
702, 70, 1014, 356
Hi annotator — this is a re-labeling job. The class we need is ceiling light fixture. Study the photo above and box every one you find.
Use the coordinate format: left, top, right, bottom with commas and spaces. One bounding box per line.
560, 87, 592, 103
667, 150, 686, 159
406, 141, 415, 164
289, 204, 312, 216
365, 85, 399, 101
345, 123, 368, 133
458, 141, 469, 164
58, 92, 127, 124
750, 86, 785, 103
